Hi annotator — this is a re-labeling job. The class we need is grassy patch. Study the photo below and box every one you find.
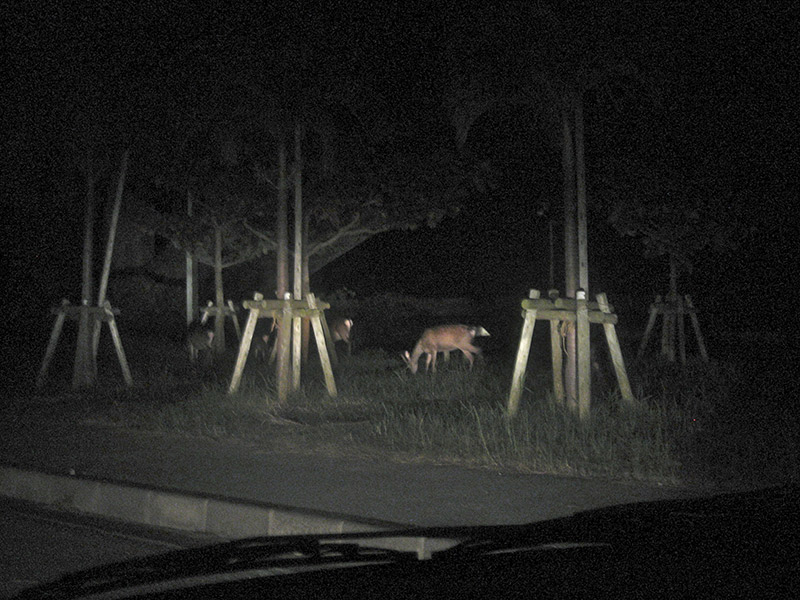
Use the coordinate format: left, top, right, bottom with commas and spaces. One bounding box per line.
17, 339, 796, 488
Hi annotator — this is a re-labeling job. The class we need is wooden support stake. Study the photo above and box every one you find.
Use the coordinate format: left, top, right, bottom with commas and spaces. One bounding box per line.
661, 296, 674, 362
277, 294, 293, 402
638, 295, 660, 360
320, 312, 338, 367
677, 294, 687, 365
37, 299, 132, 388
227, 300, 242, 340
37, 299, 70, 388
200, 301, 212, 325
292, 310, 302, 391
308, 294, 337, 397
685, 295, 709, 362
92, 149, 129, 362
638, 294, 708, 363
597, 293, 634, 406
549, 318, 564, 403
228, 294, 261, 394
576, 290, 591, 422
104, 300, 133, 386
507, 289, 540, 418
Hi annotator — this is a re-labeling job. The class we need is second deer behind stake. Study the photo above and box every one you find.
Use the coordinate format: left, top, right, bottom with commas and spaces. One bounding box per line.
330, 318, 353, 356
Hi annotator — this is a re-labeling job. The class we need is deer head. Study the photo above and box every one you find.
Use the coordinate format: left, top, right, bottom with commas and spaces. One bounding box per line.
401, 324, 489, 374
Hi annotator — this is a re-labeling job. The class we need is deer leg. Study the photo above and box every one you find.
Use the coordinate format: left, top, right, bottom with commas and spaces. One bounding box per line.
461, 349, 475, 370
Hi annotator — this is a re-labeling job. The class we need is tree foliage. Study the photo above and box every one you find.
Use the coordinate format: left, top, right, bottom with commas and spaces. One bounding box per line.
607, 164, 750, 276
127, 78, 483, 274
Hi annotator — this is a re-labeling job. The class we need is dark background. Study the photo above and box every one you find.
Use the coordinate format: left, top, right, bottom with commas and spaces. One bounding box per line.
5, 2, 795, 363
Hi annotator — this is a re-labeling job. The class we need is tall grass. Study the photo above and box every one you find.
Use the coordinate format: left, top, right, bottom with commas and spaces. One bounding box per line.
27, 337, 796, 488
363, 367, 694, 484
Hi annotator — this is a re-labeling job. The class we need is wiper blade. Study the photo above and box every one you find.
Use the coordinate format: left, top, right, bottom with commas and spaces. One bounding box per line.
18, 534, 420, 599
432, 517, 594, 558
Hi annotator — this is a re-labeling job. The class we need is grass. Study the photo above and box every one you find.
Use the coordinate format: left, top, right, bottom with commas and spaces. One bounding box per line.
17, 333, 797, 489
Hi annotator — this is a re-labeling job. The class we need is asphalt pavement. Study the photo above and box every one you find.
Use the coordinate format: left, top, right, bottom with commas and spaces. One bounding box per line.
0, 416, 719, 544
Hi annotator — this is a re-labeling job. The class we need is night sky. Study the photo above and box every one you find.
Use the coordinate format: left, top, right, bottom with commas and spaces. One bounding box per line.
5, 2, 795, 353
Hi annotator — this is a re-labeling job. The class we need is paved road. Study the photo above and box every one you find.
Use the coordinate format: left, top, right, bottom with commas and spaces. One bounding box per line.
0, 496, 222, 598
0, 422, 716, 529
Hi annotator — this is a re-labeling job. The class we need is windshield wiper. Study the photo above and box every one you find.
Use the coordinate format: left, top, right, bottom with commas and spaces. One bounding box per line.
19, 486, 796, 599
17, 534, 420, 599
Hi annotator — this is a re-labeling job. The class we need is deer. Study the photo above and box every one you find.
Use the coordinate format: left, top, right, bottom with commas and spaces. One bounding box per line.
187, 321, 214, 365
253, 317, 353, 362
330, 317, 353, 356
402, 324, 490, 374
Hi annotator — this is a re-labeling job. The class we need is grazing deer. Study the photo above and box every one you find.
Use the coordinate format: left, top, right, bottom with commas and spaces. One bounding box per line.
330, 318, 353, 356
252, 333, 272, 362
187, 321, 214, 364
402, 325, 490, 374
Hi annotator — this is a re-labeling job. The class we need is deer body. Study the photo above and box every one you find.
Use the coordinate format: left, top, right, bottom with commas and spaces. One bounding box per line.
187, 322, 214, 364
402, 325, 489, 374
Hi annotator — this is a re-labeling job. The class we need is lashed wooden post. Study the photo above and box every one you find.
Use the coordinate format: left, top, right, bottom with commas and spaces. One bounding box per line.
507, 289, 540, 418
576, 289, 591, 421
597, 293, 634, 406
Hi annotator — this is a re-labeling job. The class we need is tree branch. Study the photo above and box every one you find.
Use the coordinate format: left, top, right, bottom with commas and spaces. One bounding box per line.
307, 213, 395, 257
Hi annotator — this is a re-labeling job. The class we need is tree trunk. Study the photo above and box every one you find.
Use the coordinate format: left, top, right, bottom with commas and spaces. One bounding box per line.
548, 220, 555, 290
213, 221, 225, 354
302, 205, 311, 364
92, 149, 128, 360
561, 98, 578, 411
276, 140, 290, 399
185, 190, 199, 326
276, 141, 289, 300
575, 97, 588, 294
292, 124, 303, 389
669, 254, 678, 298
72, 153, 96, 388
574, 94, 591, 419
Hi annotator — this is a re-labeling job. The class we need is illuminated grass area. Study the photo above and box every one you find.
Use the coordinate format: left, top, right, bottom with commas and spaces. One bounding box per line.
25, 335, 797, 488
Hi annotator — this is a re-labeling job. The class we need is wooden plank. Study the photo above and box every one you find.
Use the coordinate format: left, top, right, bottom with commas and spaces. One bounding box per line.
517, 308, 617, 324
549, 319, 564, 403
320, 311, 338, 367
597, 293, 634, 406
576, 292, 591, 421
292, 314, 302, 391
677, 294, 687, 365
200, 300, 212, 325
277, 295, 293, 402
662, 306, 675, 362
685, 295, 709, 362
637, 295, 660, 359
242, 298, 330, 311
37, 300, 69, 387
227, 300, 242, 340
521, 298, 614, 313
228, 306, 260, 394
93, 150, 129, 361
106, 309, 133, 386
308, 294, 337, 397
51, 306, 119, 320
507, 290, 540, 418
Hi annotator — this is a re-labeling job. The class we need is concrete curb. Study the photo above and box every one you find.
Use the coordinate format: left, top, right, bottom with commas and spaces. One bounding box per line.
0, 464, 403, 539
